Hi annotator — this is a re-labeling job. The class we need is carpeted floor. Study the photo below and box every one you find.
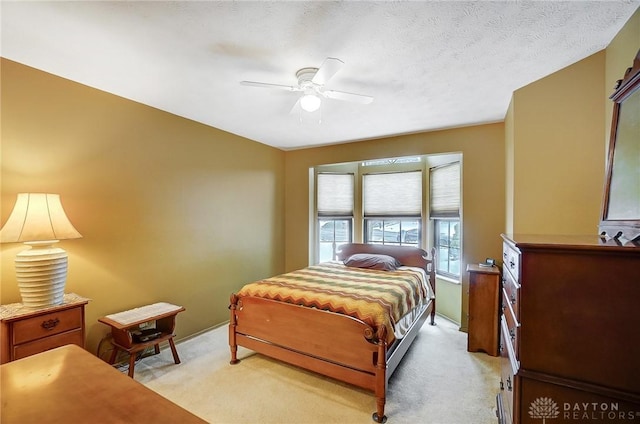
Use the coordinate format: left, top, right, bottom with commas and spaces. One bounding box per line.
134, 316, 500, 424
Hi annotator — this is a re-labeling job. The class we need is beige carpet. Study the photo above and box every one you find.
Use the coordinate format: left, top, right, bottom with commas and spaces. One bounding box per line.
134, 316, 500, 424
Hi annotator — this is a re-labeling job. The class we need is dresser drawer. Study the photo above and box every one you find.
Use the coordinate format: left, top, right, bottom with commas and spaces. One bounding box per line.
496, 392, 512, 424
12, 307, 83, 345
502, 241, 520, 282
499, 317, 517, 423
502, 293, 520, 354
502, 271, 520, 319
498, 359, 514, 423
13, 328, 84, 360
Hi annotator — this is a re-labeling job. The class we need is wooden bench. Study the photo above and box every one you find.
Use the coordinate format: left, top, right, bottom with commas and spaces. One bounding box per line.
98, 302, 185, 377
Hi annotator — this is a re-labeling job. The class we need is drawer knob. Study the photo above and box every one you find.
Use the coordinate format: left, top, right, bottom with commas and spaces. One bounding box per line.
506, 376, 512, 391
41, 318, 60, 330
509, 260, 515, 269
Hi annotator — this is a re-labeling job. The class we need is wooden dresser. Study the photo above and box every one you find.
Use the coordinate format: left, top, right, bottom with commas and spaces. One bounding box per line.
0, 293, 89, 364
497, 234, 640, 424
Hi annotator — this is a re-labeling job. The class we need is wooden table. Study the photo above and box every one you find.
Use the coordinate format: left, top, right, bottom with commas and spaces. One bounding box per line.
98, 303, 185, 377
0, 344, 207, 423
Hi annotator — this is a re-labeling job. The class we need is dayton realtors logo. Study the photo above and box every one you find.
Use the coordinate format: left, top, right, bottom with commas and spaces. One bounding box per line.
529, 397, 640, 422
529, 397, 560, 423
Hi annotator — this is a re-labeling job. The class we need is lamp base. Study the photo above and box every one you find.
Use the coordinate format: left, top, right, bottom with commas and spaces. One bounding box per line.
15, 241, 68, 308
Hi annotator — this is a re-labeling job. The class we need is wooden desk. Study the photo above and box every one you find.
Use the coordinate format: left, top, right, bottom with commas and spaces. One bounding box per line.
98, 303, 185, 378
0, 344, 207, 424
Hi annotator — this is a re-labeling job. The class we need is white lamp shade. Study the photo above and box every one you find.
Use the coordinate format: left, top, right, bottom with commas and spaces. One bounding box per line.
0, 193, 82, 243
300, 94, 321, 112
1, 193, 82, 308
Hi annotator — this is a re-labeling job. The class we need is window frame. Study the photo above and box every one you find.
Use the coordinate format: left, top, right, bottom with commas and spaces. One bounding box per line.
313, 155, 462, 275
429, 161, 461, 279
434, 218, 461, 278
429, 162, 461, 219
316, 171, 355, 263
362, 170, 423, 248
317, 217, 353, 262
363, 217, 421, 246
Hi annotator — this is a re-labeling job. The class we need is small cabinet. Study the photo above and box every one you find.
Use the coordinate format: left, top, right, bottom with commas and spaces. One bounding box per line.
467, 263, 500, 356
0, 293, 89, 364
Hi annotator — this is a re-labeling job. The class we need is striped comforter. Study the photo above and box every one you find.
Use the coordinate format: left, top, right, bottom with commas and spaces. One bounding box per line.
236, 262, 431, 343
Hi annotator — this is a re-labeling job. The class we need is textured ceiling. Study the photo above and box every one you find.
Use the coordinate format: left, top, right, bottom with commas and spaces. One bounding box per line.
2, 1, 639, 150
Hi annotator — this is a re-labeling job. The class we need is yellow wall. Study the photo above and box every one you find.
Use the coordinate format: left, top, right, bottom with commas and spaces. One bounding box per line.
505, 7, 639, 236
1, 59, 285, 354
505, 99, 515, 233
284, 124, 506, 329
507, 51, 606, 235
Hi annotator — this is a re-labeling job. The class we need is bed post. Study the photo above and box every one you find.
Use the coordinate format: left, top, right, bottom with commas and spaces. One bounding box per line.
372, 327, 388, 423
229, 294, 240, 365
429, 247, 437, 326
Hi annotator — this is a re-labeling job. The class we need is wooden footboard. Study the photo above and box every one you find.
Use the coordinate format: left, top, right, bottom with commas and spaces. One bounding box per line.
229, 243, 436, 422
229, 294, 434, 422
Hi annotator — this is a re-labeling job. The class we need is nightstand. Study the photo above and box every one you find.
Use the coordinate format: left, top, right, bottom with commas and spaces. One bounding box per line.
0, 293, 89, 364
467, 264, 501, 356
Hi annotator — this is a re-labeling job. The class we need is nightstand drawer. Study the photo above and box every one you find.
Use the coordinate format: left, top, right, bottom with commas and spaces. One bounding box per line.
1, 294, 89, 364
12, 307, 83, 345
13, 328, 84, 360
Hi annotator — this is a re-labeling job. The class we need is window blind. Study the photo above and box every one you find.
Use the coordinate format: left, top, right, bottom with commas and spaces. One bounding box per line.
430, 162, 460, 218
363, 171, 422, 216
317, 173, 354, 216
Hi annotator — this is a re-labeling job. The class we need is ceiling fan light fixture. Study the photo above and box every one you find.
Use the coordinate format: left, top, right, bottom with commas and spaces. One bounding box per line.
241, 57, 373, 115
300, 93, 321, 112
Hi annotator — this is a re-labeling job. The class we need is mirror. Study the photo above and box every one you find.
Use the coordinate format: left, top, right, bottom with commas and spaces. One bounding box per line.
599, 49, 640, 243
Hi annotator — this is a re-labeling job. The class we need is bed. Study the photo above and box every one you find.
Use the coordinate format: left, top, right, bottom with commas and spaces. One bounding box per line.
228, 243, 436, 422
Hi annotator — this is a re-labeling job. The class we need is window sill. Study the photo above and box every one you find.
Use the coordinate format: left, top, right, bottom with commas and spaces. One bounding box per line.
436, 274, 461, 285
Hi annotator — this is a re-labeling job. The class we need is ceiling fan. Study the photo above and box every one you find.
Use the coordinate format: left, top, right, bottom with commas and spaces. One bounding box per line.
240, 57, 374, 113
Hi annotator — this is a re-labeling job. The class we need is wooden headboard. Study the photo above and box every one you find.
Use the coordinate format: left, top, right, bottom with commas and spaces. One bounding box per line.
336, 243, 435, 271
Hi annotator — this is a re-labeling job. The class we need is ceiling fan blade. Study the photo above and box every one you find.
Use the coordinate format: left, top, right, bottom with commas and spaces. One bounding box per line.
240, 81, 301, 91
322, 89, 374, 104
312, 57, 344, 85
289, 97, 302, 115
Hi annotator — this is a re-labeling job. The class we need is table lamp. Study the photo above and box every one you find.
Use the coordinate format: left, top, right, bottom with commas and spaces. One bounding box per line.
0, 193, 82, 308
